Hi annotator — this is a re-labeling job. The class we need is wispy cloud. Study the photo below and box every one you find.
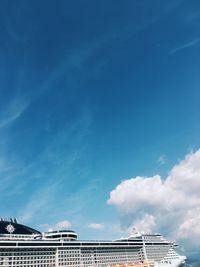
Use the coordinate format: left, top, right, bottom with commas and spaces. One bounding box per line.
54, 220, 71, 230
0, 150, 25, 199
0, 97, 29, 129
36, 2, 185, 97
157, 155, 167, 165
17, 109, 93, 224
18, 180, 57, 223
39, 220, 72, 232
18, 154, 77, 223
169, 38, 200, 55
88, 223, 105, 230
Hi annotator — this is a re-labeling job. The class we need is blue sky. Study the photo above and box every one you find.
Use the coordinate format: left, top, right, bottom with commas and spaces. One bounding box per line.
0, 0, 200, 257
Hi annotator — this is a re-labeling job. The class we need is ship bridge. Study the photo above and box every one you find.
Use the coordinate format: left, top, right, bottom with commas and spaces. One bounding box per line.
44, 229, 77, 240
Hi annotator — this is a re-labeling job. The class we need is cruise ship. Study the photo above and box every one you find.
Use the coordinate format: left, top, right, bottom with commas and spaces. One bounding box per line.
0, 218, 186, 267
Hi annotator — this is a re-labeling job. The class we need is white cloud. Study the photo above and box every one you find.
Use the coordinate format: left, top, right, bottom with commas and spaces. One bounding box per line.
108, 175, 166, 214
55, 220, 71, 230
88, 223, 105, 230
108, 149, 200, 254
129, 214, 156, 235
178, 213, 200, 240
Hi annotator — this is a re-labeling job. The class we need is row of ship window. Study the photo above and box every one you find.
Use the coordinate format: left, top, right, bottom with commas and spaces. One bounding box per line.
0, 256, 54, 260
58, 254, 142, 259
0, 265, 54, 267
58, 252, 140, 256
0, 252, 54, 256
58, 249, 142, 254
0, 260, 54, 263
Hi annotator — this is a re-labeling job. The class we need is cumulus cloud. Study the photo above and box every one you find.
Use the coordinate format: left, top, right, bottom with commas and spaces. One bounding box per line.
130, 214, 156, 235
108, 149, 200, 254
88, 223, 105, 230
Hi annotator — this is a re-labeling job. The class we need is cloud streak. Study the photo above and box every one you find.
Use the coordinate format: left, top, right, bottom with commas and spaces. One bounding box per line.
169, 38, 200, 55
17, 108, 93, 225
0, 96, 29, 129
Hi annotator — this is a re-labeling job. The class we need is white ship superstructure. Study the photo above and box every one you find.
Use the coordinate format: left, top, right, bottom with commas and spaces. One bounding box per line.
0, 219, 186, 267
